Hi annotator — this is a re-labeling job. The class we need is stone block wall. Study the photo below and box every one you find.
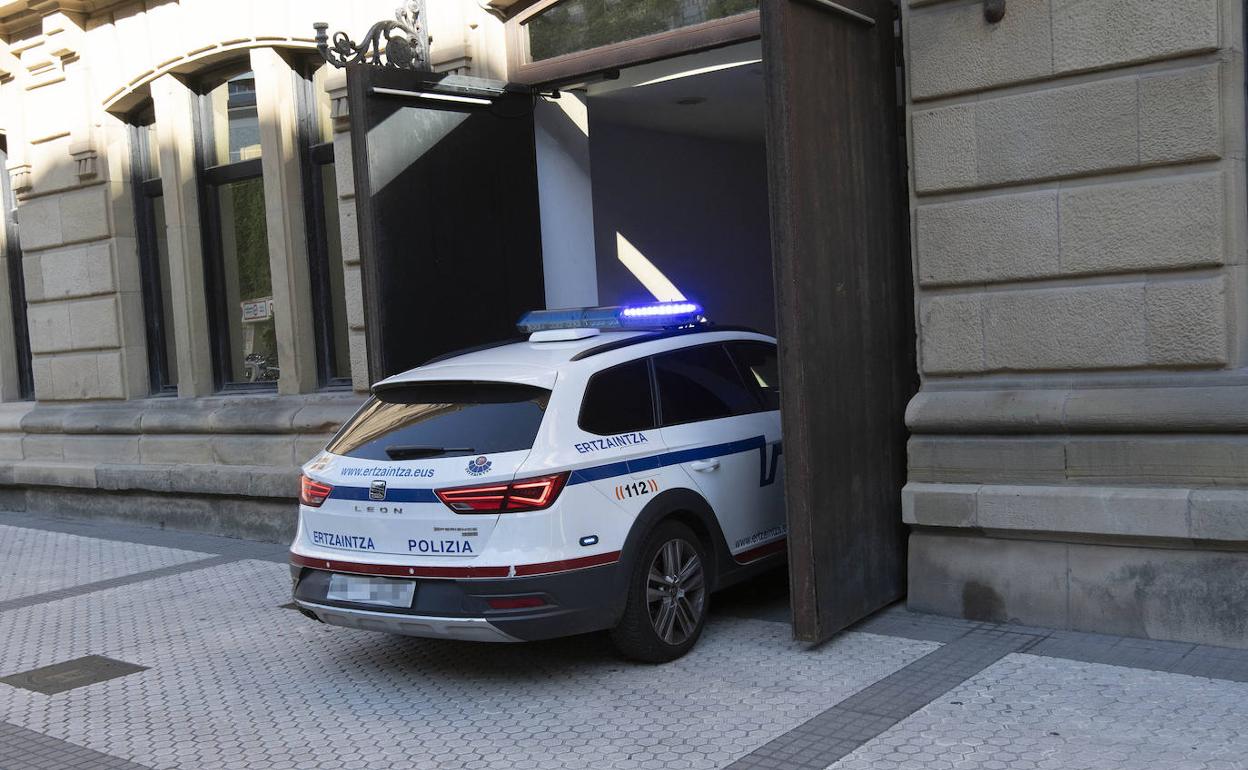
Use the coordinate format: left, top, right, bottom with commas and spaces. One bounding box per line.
0, 393, 361, 541
902, 0, 1248, 647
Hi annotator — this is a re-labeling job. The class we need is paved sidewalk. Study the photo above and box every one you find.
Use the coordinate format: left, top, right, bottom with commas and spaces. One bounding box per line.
0, 510, 1245, 770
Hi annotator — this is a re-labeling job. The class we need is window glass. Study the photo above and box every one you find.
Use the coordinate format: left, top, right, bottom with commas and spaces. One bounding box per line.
312, 64, 334, 144
654, 344, 758, 425
149, 196, 177, 387
131, 105, 177, 393
0, 139, 33, 399
140, 122, 161, 179
579, 359, 655, 435
327, 383, 551, 461
214, 177, 278, 383
302, 59, 350, 386
320, 161, 350, 380
727, 341, 779, 411
526, 0, 758, 62
131, 102, 161, 180
208, 71, 261, 163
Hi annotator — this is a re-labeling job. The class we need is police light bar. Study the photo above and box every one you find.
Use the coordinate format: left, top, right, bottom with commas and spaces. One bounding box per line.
518, 302, 704, 333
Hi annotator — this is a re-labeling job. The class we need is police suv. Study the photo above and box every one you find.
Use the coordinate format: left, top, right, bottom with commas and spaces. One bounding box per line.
290, 303, 785, 662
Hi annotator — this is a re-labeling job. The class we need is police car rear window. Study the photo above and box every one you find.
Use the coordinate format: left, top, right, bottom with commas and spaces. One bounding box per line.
326, 382, 551, 462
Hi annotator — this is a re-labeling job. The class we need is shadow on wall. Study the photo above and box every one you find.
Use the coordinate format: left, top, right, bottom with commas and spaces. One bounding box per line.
589, 120, 775, 335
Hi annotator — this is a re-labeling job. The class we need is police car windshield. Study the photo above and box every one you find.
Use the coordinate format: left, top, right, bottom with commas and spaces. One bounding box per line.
327, 382, 551, 462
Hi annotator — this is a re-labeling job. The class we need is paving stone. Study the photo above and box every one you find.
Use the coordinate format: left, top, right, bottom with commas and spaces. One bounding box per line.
0, 545, 935, 769
828, 653, 1248, 770
2, 516, 1248, 769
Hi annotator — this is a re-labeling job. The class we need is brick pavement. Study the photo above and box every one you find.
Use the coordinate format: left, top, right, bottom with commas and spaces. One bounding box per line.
0, 510, 1244, 770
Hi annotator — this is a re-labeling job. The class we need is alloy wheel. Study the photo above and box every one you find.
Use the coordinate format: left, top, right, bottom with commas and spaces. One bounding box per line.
646, 538, 706, 645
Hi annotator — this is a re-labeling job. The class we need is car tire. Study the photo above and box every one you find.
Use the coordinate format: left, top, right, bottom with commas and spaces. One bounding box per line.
609, 520, 710, 663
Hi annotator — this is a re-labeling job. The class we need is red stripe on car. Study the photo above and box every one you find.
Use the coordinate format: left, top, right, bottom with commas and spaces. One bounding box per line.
512, 551, 621, 576
289, 553, 510, 579
290, 550, 621, 579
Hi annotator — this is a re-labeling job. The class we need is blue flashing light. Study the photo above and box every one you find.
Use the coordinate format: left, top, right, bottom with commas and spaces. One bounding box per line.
518, 302, 705, 333
619, 301, 701, 320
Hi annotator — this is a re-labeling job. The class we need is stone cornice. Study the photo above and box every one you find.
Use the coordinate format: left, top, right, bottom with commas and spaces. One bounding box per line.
0, 0, 124, 37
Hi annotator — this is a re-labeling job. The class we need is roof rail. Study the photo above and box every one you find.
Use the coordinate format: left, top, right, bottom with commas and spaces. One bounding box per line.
569, 324, 761, 362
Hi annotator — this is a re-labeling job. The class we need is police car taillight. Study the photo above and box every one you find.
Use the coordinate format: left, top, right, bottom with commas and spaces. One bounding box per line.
436, 471, 570, 513
300, 475, 333, 507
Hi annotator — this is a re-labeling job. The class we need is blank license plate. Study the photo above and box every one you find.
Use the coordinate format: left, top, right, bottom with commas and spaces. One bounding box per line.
326, 574, 416, 608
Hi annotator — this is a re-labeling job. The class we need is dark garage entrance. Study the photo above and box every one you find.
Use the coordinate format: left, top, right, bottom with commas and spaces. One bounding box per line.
336, 0, 913, 644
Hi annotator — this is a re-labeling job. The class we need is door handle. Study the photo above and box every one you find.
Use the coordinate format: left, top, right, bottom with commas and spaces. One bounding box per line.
690, 459, 720, 472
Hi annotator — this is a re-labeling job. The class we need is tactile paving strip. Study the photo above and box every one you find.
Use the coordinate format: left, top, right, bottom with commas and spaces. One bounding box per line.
0, 524, 212, 604
0, 720, 150, 770
725, 629, 1035, 769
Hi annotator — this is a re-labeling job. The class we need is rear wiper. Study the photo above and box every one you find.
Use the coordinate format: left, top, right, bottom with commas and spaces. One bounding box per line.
384, 445, 474, 460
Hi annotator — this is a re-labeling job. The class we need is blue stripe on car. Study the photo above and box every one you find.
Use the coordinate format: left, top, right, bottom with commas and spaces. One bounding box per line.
326, 435, 783, 501
567, 435, 767, 485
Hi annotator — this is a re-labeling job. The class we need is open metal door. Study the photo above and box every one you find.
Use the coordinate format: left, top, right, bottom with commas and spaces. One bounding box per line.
347, 66, 546, 380
762, 0, 915, 643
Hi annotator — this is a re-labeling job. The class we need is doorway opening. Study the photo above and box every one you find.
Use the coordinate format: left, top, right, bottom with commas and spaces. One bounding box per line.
534, 42, 788, 618
533, 41, 773, 335
533, 41, 791, 620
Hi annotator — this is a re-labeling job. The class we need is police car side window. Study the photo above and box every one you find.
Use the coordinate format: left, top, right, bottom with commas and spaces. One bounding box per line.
579, 359, 657, 436
727, 342, 781, 411
654, 344, 760, 426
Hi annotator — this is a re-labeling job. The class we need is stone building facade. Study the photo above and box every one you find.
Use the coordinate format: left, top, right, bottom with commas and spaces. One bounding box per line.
0, 0, 1244, 646
901, 0, 1248, 647
0, 0, 505, 538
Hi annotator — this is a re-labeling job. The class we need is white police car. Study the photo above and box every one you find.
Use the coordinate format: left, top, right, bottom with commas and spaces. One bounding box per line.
290, 302, 785, 662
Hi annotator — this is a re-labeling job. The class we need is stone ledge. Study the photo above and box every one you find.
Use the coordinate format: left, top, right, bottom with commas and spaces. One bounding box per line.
903, 481, 1248, 541
911, 435, 1248, 487
0, 460, 299, 499
907, 384, 1248, 434
6, 392, 364, 436
0, 402, 36, 431
11, 487, 297, 544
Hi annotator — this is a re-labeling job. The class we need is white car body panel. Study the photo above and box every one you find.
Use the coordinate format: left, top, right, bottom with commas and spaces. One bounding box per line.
291, 328, 785, 576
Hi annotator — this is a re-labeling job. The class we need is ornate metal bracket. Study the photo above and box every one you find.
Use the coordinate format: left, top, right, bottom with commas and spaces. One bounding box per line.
984, 0, 1006, 23
314, 0, 431, 71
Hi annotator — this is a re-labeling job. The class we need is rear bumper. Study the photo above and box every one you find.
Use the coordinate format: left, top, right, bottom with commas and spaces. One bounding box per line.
295, 601, 522, 642
291, 557, 625, 642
